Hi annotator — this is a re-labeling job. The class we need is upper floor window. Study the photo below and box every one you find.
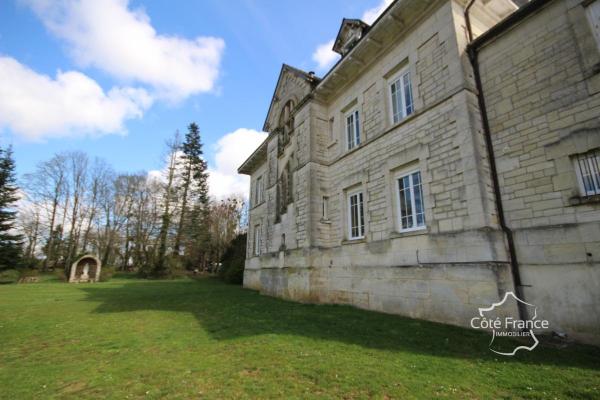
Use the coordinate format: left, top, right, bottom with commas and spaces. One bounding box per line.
253, 224, 262, 256
279, 100, 296, 135
396, 170, 426, 232
347, 190, 365, 240
574, 149, 600, 196
389, 67, 414, 124
345, 109, 361, 150
255, 175, 264, 205
586, 0, 600, 48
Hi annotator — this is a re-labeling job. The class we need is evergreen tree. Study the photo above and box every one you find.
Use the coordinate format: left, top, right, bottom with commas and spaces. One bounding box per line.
176, 123, 210, 268
0, 146, 23, 270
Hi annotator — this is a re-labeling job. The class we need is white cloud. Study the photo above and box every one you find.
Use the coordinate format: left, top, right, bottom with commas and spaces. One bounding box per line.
312, 39, 339, 72
208, 128, 267, 199
362, 0, 393, 25
311, 0, 393, 72
24, 0, 225, 101
0, 56, 152, 140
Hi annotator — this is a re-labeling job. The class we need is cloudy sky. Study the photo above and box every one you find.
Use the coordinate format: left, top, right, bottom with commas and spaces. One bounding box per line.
0, 0, 391, 198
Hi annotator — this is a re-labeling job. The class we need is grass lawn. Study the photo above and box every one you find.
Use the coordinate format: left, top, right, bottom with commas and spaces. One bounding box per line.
1, 277, 599, 399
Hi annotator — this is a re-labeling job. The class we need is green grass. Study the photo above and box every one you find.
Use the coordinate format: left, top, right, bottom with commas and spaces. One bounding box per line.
0, 277, 598, 399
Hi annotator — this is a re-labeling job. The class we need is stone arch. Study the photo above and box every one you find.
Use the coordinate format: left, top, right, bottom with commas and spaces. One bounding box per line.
279, 98, 296, 134
69, 254, 102, 283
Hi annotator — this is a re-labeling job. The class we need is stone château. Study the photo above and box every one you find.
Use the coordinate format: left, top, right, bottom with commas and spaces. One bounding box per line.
238, 0, 600, 344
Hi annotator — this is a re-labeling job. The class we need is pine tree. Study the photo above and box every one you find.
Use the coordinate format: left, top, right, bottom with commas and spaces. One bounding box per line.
0, 146, 23, 270
176, 123, 210, 269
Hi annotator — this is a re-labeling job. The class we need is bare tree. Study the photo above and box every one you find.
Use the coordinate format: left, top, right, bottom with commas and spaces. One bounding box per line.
63, 151, 89, 275
156, 132, 181, 275
23, 154, 68, 270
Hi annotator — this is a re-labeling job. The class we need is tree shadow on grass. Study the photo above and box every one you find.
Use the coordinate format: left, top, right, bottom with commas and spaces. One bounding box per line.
79, 278, 600, 370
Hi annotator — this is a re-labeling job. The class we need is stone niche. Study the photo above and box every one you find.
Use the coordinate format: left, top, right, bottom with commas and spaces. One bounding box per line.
69, 255, 102, 283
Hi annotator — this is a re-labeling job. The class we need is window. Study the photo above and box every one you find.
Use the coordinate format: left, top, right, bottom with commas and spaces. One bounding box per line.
255, 175, 263, 204
586, 0, 600, 48
347, 190, 365, 239
345, 109, 361, 150
253, 225, 262, 256
396, 170, 426, 231
574, 149, 600, 196
389, 68, 414, 124
322, 196, 329, 220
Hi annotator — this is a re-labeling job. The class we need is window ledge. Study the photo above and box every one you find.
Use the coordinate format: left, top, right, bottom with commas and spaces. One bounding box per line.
390, 227, 429, 239
568, 195, 600, 206
341, 238, 366, 245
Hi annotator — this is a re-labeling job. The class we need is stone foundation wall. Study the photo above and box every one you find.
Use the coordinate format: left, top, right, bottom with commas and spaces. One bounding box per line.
244, 246, 519, 330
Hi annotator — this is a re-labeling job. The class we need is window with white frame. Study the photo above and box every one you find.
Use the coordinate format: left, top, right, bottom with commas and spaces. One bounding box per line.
389, 67, 414, 124
586, 0, 600, 48
347, 190, 365, 239
253, 225, 262, 256
345, 109, 361, 150
396, 170, 426, 231
574, 149, 600, 196
255, 175, 263, 204
322, 196, 329, 220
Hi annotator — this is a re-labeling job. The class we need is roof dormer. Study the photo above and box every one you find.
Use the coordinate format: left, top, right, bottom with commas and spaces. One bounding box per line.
332, 18, 370, 56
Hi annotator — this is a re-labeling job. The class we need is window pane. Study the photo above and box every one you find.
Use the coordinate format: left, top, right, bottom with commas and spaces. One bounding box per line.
354, 111, 361, 145
358, 192, 364, 236
592, 153, 600, 192
349, 193, 364, 238
578, 155, 599, 195
403, 72, 413, 116
391, 81, 400, 123
413, 172, 425, 226
398, 176, 413, 229
346, 114, 355, 149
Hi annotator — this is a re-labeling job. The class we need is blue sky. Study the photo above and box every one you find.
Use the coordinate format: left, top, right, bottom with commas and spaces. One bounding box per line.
0, 0, 390, 197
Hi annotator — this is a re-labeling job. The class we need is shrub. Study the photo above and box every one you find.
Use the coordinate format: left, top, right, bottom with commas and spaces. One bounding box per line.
0, 269, 20, 284
19, 268, 39, 278
219, 233, 247, 284
99, 267, 114, 282
54, 269, 67, 282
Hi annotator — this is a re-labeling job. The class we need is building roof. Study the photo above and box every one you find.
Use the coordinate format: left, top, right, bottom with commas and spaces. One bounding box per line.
238, 64, 320, 175
261, 64, 320, 132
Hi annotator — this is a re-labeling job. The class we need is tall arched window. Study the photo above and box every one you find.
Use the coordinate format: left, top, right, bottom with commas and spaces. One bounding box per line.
279, 99, 296, 136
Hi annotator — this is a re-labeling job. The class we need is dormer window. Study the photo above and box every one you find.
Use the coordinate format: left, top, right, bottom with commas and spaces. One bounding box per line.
333, 19, 370, 57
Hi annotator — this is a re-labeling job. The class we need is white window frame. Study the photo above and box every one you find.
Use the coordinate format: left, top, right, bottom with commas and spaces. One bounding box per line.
347, 190, 365, 240
573, 149, 600, 196
253, 224, 261, 256
395, 170, 426, 232
586, 0, 600, 48
389, 66, 414, 125
345, 109, 361, 150
322, 196, 329, 220
255, 175, 263, 205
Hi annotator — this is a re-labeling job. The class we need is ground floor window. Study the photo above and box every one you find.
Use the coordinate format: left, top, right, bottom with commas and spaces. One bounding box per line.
347, 190, 365, 239
396, 170, 425, 231
574, 149, 600, 196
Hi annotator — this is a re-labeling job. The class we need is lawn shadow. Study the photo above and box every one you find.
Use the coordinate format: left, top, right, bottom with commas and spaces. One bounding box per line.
78, 278, 600, 370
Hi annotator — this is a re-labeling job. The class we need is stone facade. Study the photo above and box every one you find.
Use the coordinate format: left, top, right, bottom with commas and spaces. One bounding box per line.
477, 0, 600, 344
239, 0, 600, 344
